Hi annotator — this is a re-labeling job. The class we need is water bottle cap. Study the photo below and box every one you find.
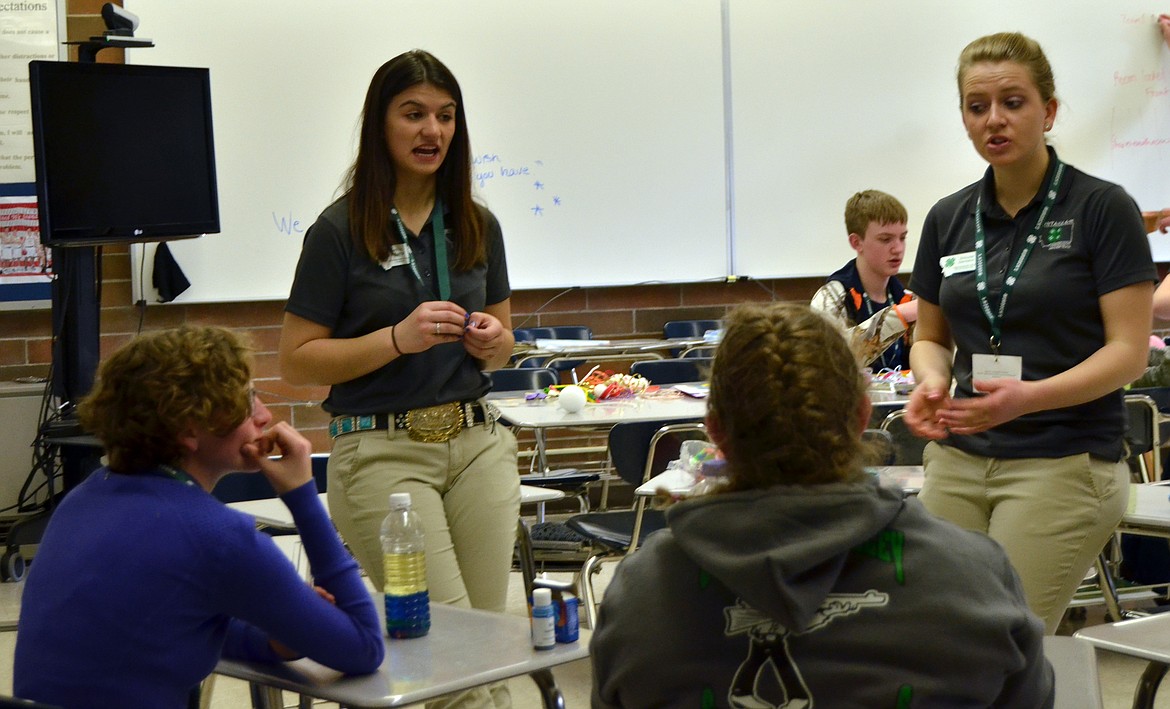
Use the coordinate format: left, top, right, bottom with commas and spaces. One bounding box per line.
533, 588, 552, 606
388, 492, 412, 509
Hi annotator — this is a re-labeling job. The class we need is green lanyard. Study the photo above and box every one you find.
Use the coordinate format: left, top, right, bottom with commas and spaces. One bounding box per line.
158, 464, 197, 487
391, 198, 450, 301
973, 158, 1064, 355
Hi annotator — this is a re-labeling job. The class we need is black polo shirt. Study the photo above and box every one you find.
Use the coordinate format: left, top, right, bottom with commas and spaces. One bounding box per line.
286, 196, 511, 415
910, 149, 1155, 460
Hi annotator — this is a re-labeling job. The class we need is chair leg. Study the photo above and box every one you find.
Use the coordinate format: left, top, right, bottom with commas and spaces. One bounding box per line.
1095, 551, 1125, 623
598, 477, 611, 511
578, 551, 621, 629
516, 518, 537, 602
247, 682, 283, 709
628, 498, 648, 554
577, 555, 597, 630
1133, 661, 1169, 709
529, 668, 567, 709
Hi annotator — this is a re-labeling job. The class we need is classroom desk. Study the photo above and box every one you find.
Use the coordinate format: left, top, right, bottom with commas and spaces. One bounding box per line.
1043, 636, 1104, 709
634, 465, 925, 498
491, 386, 708, 475
215, 602, 590, 709
1074, 613, 1170, 709
1088, 483, 1170, 623
228, 486, 566, 530
491, 382, 905, 427
491, 388, 709, 429
1113, 482, 1170, 529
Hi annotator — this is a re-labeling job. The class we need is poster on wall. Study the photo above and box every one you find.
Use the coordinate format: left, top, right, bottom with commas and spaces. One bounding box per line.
0, 0, 62, 309
0, 186, 49, 310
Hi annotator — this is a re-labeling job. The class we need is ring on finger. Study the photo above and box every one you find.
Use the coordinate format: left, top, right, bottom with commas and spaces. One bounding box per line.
434, 322, 441, 336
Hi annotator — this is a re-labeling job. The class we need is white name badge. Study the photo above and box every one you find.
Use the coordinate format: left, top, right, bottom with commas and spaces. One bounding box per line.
380, 244, 410, 270
972, 353, 1022, 383
939, 251, 977, 277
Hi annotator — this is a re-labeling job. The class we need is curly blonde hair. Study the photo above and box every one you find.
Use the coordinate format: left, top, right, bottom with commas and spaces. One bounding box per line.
708, 303, 868, 491
77, 326, 254, 473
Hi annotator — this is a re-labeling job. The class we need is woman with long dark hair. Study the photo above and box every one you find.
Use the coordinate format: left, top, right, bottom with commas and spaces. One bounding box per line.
280, 50, 519, 706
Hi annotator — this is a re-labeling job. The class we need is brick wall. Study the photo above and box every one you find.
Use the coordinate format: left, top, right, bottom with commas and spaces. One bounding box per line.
0, 242, 823, 452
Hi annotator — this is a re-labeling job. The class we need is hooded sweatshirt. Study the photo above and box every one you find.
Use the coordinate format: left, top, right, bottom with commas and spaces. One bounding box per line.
591, 477, 1053, 709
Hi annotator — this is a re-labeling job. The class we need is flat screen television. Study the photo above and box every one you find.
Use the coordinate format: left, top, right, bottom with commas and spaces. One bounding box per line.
28, 60, 219, 247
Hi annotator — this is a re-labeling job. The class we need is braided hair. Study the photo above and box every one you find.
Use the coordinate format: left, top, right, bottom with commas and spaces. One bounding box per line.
708, 303, 869, 491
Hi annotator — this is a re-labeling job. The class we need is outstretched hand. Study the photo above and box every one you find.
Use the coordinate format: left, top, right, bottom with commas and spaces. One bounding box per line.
904, 377, 1036, 439
935, 378, 1033, 436
904, 379, 951, 440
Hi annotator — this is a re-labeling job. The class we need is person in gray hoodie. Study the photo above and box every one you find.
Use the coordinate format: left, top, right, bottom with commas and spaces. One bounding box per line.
590, 302, 1053, 709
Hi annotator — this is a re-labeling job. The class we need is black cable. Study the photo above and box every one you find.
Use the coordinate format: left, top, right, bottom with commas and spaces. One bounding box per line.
136, 244, 148, 332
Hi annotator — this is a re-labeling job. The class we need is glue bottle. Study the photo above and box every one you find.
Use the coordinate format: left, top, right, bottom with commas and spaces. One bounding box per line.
531, 587, 556, 650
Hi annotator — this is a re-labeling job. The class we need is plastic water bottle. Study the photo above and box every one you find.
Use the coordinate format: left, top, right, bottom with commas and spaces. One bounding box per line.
381, 492, 430, 638
531, 587, 556, 650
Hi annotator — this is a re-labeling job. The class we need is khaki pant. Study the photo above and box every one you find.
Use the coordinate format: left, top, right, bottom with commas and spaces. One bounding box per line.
919, 442, 1128, 634
328, 417, 520, 708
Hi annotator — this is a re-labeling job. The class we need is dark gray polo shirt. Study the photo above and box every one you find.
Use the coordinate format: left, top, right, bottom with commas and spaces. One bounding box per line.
286, 196, 511, 415
910, 150, 1155, 460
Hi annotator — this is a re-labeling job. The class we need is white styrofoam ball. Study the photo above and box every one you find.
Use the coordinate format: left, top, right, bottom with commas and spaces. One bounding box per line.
558, 385, 587, 413
592, 383, 608, 400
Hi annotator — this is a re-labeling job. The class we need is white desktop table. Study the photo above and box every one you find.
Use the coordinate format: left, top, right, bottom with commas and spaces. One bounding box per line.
1043, 635, 1104, 709
215, 602, 590, 709
1088, 483, 1170, 621
491, 388, 709, 429
634, 465, 925, 498
1114, 482, 1170, 529
492, 387, 709, 475
1075, 613, 1170, 709
228, 486, 564, 530
221, 501, 586, 709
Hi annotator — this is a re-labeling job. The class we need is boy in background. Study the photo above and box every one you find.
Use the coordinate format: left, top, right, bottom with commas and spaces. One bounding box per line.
810, 189, 916, 371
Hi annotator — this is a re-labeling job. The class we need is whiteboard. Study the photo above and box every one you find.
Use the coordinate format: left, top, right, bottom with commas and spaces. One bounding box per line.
728, 0, 1170, 278
125, 0, 728, 303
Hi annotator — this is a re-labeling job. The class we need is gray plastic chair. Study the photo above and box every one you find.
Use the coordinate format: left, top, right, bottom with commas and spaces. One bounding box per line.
565, 420, 708, 628
489, 367, 557, 393
878, 409, 926, 466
